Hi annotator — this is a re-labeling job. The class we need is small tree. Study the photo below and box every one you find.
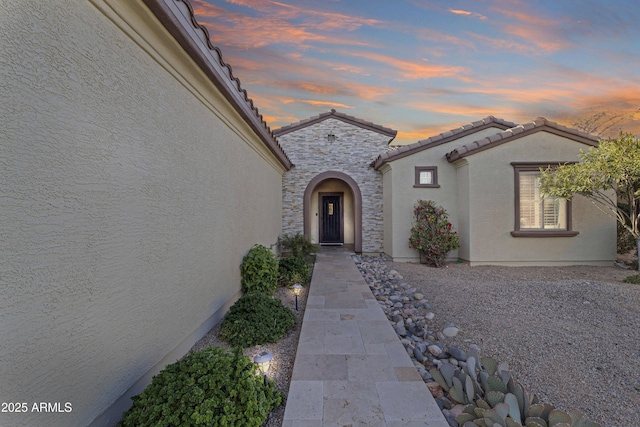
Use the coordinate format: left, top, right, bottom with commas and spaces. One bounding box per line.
409, 200, 459, 267
539, 132, 640, 270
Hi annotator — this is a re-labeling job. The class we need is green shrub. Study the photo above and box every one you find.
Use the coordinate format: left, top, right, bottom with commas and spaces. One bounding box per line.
220, 293, 295, 348
279, 233, 317, 259
241, 244, 278, 295
278, 255, 311, 286
623, 274, 640, 284
119, 346, 281, 427
409, 200, 459, 267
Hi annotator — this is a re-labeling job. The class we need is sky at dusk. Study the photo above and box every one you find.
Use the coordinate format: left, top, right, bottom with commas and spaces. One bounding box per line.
192, 0, 640, 145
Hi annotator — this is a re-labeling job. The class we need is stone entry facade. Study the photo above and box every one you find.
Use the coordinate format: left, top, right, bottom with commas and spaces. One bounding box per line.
275, 110, 396, 253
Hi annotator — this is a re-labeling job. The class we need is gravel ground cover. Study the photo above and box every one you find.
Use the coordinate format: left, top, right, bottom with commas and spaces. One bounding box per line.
387, 260, 640, 427
189, 282, 308, 427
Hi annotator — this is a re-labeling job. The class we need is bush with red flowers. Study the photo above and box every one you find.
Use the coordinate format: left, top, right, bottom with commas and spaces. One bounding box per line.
408, 200, 459, 267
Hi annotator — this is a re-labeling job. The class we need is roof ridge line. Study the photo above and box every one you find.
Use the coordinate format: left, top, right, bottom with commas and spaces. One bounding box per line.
446, 117, 599, 162
274, 109, 397, 138
372, 116, 516, 169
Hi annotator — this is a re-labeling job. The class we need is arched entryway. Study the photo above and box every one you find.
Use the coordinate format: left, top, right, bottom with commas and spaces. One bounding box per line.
303, 171, 362, 253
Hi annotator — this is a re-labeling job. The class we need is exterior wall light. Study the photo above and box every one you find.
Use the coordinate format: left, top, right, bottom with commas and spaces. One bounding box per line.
254, 350, 273, 385
327, 133, 336, 142
293, 283, 303, 311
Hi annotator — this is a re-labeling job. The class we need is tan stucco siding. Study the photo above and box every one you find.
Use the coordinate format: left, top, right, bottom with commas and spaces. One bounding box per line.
464, 132, 616, 265
384, 146, 459, 262
1, 1, 284, 426
384, 126, 509, 262
455, 160, 471, 260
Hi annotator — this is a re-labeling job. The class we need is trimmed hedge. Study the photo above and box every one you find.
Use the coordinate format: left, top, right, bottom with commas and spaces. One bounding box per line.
119, 346, 281, 427
241, 244, 279, 295
219, 293, 295, 348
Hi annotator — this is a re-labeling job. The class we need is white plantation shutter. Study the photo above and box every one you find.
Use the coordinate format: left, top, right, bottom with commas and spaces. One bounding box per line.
519, 172, 567, 230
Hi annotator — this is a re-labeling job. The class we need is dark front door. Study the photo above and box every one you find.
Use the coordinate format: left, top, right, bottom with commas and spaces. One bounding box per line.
320, 194, 342, 244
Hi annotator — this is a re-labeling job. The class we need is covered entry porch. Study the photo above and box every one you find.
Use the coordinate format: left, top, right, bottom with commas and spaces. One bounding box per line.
303, 171, 362, 253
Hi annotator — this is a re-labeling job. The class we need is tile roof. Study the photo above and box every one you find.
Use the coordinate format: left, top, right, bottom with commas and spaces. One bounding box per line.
372, 116, 516, 169
143, 0, 292, 170
273, 109, 397, 139
445, 117, 599, 162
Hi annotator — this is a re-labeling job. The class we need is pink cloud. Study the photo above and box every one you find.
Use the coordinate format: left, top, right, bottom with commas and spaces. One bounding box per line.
347, 51, 467, 81
449, 9, 487, 20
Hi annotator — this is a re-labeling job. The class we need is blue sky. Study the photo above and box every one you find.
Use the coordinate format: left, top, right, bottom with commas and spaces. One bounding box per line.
192, 0, 640, 144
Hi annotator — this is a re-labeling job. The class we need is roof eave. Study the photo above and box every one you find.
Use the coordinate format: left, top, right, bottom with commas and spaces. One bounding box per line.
274, 109, 397, 138
445, 121, 599, 163
143, 0, 292, 170
373, 117, 516, 170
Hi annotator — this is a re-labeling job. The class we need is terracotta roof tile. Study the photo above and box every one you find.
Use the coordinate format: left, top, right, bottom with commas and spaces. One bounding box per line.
143, 0, 292, 169
273, 109, 397, 138
372, 116, 516, 169
446, 117, 599, 162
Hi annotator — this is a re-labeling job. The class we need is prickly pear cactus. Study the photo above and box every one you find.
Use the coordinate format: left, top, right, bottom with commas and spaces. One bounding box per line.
430, 351, 601, 427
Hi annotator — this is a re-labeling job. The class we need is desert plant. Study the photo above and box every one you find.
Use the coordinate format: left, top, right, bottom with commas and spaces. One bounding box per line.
241, 244, 279, 295
539, 132, 640, 271
623, 274, 640, 284
278, 255, 311, 286
219, 293, 295, 348
119, 346, 281, 427
428, 352, 600, 427
279, 233, 317, 259
409, 200, 459, 267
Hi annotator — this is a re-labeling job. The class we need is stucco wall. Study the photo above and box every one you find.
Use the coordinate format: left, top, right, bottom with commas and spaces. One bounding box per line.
384, 127, 505, 261
463, 132, 616, 265
0, 1, 285, 426
280, 118, 390, 252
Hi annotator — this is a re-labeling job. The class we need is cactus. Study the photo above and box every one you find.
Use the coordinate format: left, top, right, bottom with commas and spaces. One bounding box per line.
457, 413, 477, 425
486, 391, 506, 407
505, 418, 523, 427
548, 409, 572, 427
504, 393, 522, 424
429, 367, 450, 392
482, 357, 498, 375
465, 355, 477, 379
429, 351, 601, 427
487, 376, 509, 394
440, 362, 456, 388
494, 402, 510, 419
527, 404, 554, 420
484, 408, 507, 427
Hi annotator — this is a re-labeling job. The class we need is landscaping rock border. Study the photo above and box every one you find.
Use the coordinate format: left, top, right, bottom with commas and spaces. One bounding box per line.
354, 255, 639, 427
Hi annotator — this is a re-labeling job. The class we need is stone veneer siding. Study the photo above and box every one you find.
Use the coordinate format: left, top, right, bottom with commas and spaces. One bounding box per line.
279, 118, 391, 253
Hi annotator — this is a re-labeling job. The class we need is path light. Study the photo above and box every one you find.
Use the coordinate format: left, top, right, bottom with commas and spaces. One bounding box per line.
254, 351, 273, 385
293, 283, 303, 311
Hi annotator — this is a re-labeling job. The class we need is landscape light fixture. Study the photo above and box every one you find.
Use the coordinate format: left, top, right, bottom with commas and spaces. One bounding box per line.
293, 283, 303, 311
254, 351, 273, 385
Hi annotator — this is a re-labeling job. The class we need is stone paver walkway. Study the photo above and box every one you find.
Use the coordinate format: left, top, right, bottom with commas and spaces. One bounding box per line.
283, 249, 449, 427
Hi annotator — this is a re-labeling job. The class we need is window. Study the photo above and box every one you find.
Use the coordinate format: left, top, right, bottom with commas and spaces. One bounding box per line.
511, 163, 578, 237
414, 166, 439, 188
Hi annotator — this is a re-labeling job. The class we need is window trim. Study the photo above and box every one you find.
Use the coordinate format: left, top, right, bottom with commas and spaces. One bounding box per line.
511, 162, 578, 237
413, 166, 440, 188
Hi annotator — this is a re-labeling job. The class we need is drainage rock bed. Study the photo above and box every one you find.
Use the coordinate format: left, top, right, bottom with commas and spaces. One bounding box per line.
354, 255, 640, 427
